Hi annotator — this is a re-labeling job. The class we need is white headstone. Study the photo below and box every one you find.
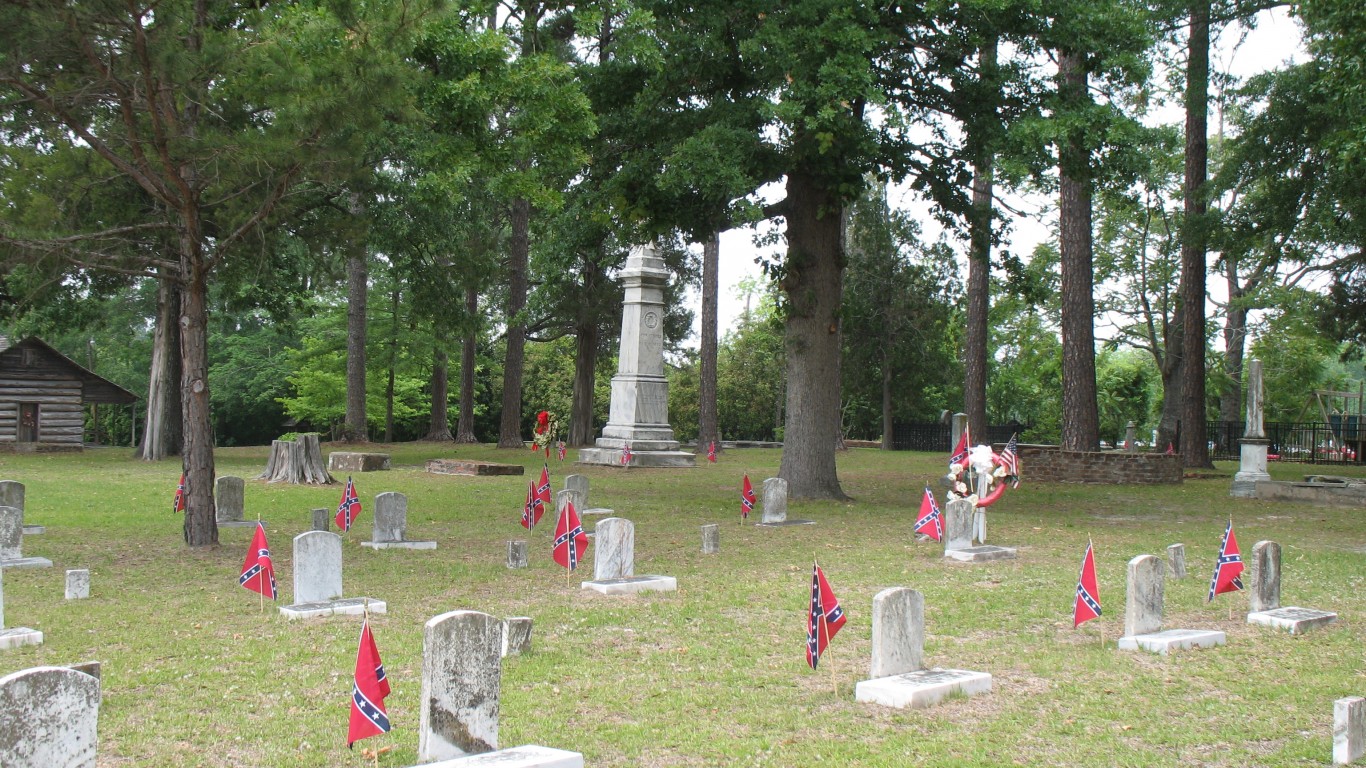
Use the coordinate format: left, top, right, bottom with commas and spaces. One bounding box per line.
1166, 543, 1186, 579
869, 588, 924, 679
501, 617, 532, 657
555, 489, 582, 516
564, 475, 589, 506
419, 610, 503, 762
701, 524, 719, 554
1232, 359, 1272, 497
292, 531, 343, 604
942, 499, 974, 552
1249, 540, 1281, 613
0, 666, 100, 768
1335, 696, 1365, 765
0, 505, 22, 560
373, 492, 407, 543
593, 518, 634, 581
1124, 554, 1164, 637
0, 481, 23, 513
65, 569, 90, 600
507, 541, 528, 569
760, 477, 788, 524
214, 476, 245, 523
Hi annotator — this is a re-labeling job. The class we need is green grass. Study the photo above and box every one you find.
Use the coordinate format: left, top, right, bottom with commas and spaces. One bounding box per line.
0, 445, 1362, 767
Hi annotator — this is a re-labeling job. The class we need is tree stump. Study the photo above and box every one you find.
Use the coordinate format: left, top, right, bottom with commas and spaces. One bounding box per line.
259, 433, 334, 484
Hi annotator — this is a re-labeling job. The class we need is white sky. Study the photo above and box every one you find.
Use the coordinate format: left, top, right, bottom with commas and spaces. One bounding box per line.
681, 8, 1307, 350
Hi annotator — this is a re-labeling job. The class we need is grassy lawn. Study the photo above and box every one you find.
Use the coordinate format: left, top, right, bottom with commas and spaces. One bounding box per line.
0, 444, 1362, 767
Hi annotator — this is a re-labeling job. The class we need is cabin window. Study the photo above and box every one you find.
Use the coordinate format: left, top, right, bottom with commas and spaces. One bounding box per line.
17, 403, 38, 442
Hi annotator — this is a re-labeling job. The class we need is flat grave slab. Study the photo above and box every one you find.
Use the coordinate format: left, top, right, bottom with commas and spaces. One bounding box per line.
427, 459, 524, 477
944, 545, 1017, 563
279, 597, 386, 621
415, 745, 584, 768
1117, 628, 1225, 654
580, 575, 677, 595
854, 668, 992, 709
755, 520, 817, 528
328, 452, 391, 473
0, 557, 52, 570
0, 627, 43, 650
580, 507, 614, 516
20, 526, 43, 536
1247, 606, 1339, 634
216, 520, 260, 529
361, 540, 437, 550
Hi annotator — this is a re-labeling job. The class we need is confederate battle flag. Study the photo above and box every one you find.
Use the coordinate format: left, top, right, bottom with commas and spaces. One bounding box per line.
521, 480, 544, 531
1208, 519, 1245, 602
238, 522, 278, 600
914, 486, 943, 542
949, 426, 972, 470
741, 475, 756, 520
552, 500, 590, 572
335, 476, 362, 532
707, 441, 717, 463
806, 562, 847, 670
173, 473, 186, 514
536, 464, 553, 510
1073, 540, 1102, 628
346, 619, 391, 747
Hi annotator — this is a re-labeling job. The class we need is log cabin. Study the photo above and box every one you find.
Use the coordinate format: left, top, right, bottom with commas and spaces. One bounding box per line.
0, 336, 137, 451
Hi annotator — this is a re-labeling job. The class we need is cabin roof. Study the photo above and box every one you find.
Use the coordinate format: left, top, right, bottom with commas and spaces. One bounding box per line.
0, 336, 138, 405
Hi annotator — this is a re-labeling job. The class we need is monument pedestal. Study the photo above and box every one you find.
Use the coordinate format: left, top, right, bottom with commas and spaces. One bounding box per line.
1247, 606, 1338, 634
279, 597, 386, 621
581, 575, 677, 595
1117, 629, 1225, 654
854, 668, 992, 709
1232, 438, 1272, 498
944, 545, 1017, 562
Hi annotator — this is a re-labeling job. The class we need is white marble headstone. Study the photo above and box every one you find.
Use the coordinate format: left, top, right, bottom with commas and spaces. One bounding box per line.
942, 499, 974, 552
555, 489, 582, 516
869, 588, 924, 679
593, 518, 634, 581
760, 478, 788, 524
1248, 540, 1281, 612
1336, 696, 1365, 765
1166, 543, 1186, 579
373, 492, 408, 543
0, 666, 100, 768
701, 524, 719, 554
0, 481, 23, 513
419, 610, 503, 762
564, 475, 589, 506
65, 569, 90, 600
1124, 554, 1165, 637
0, 505, 22, 560
292, 531, 343, 604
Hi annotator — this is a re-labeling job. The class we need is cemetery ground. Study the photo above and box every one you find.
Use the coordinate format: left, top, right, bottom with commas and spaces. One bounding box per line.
0, 445, 1362, 768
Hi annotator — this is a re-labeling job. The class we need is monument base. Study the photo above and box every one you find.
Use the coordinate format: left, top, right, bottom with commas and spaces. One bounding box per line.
216, 520, 261, 529
21, 525, 44, 535
1117, 628, 1225, 654
1230, 473, 1271, 498
580, 575, 677, 595
1247, 606, 1338, 634
577, 447, 696, 468
415, 745, 583, 768
756, 519, 817, 528
854, 668, 993, 709
361, 540, 437, 550
944, 545, 1017, 562
0, 556, 52, 569
0, 627, 43, 650
279, 597, 387, 621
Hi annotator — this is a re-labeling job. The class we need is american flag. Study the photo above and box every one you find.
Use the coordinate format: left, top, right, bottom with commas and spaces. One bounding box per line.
347, 619, 391, 747
996, 433, 1021, 487
1207, 519, 1245, 602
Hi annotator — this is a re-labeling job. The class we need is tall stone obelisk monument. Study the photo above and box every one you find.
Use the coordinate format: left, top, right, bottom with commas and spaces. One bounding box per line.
579, 245, 696, 468
1231, 359, 1271, 497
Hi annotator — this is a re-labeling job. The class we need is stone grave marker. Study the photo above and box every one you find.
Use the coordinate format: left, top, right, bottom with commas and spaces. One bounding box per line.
279, 531, 386, 620
310, 508, 330, 532
564, 474, 612, 516
854, 587, 992, 709
328, 452, 391, 473
404, 745, 583, 767
1337, 696, 1365, 765
555, 489, 583, 516
0, 568, 43, 650
0, 506, 51, 569
0, 666, 100, 768
65, 569, 90, 600
1246, 539, 1338, 634
502, 617, 533, 657
362, 492, 436, 550
701, 524, 719, 555
581, 518, 675, 595
507, 541, 528, 569
1231, 359, 1272, 498
0, 481, 42, 535
1166, 543, 1186, 579
1117, 554, 1224, 654
941, 498, 1015, 562
214, 476, 257, 528
756, 477, 815, 527
419, 610, 504, 761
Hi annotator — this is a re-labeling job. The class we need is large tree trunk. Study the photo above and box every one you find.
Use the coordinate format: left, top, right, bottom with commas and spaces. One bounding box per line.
383, 288, 399, 443
345, 241, 369, 442
777, 171, 848, 499
179, 255, 217, 548
698, 231, 721, 451
1057, 51, 1100, 453
138, 274, 183, 460
880, 348, 894, 450
1180, 0, 1213, 468
569, 317, 599, 446
963, 39, 997, 443
456, 285, 479, 444
426, 345, 454, 441
497, 197, 531, 449
1219, 264, 1247, 425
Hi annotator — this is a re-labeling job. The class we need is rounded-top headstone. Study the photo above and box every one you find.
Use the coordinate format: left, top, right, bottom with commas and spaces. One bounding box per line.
418, 610, 502, 762
555, 488, 582, 515
593, 518, 635, 581
0, 666, 101, 768
564, 475, 590, 505
870, 587, 925, 679
214, 476, 245, 523
761, 477, 788, 523
0, 481, 24, 511
292, 531, 343, 604
1124, 554, 1165, 637
373, 492, 408, 543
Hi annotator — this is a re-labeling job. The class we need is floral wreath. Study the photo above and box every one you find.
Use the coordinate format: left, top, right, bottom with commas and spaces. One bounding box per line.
532, 410, 560, 457
945, 444, 1018, 508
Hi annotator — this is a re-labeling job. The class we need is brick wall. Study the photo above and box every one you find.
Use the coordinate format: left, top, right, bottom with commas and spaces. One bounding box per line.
1014, 444, 1182, 484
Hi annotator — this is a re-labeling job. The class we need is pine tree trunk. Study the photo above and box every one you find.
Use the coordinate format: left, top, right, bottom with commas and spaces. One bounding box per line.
345, 241, 369, 442
881, 348, 894, 450
384, 288, 399, 443
426, 346, 454, 441
963, 39, 997, 443
698, 231, 721, 451
498, 196, 531, 448
1180, 0, 1213, 468
456, 285, 479, 444
179, 254, 217, 548
777, 170, 848, 499
1058, 50, 1100, 452
138, 274, 183, 460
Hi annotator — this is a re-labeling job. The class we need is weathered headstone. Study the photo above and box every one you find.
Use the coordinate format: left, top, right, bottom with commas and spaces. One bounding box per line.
555, 489, 583, 516
701, 524, 719, 555
1166, 543, 1187, 579
310, 508, 330, 532
564, 474, 612, 516
501, 617, 532, 657
279, 531, 385, 620
328, 452, 391, 473
1232, 359, 1272, 497
760, 477, 787, 523
507, 541, 528, 569
214, 476, 247, 525
1336, 696, 1366, 765
581, 518, 675, 595
0, 506, 51, 569
362, 492, 436, 550
418, 610, 503, 761
0, 481, 40, 535
65, 569, 90, 600
0, 666, 100, 768
0, 568, 43, 649
1118, 554, 1225, 654
950, 412, 967, 452
1246, 539, 1339, 634
942, 499, 974, 552
855, 587, 992, 709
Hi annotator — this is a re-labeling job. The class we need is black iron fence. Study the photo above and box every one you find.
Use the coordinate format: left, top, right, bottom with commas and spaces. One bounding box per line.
890, 421, 1027, 452
1207, 420, 1362, 465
